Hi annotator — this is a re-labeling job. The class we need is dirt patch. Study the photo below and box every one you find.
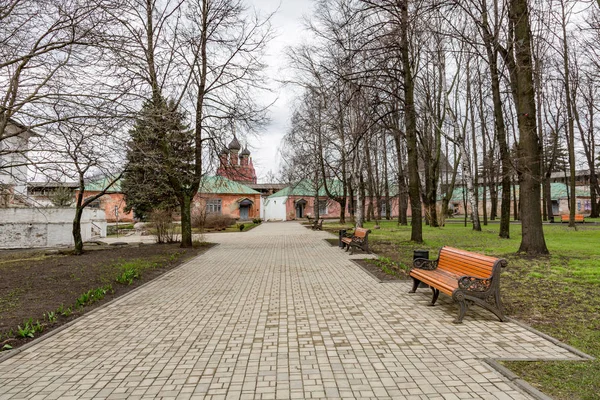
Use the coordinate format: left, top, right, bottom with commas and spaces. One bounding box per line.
0, 242, 213, 351
352, 259, 409, 282
324, 238, 338, 246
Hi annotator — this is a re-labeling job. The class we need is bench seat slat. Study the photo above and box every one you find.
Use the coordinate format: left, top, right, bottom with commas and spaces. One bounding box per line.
410, 269, 458, 295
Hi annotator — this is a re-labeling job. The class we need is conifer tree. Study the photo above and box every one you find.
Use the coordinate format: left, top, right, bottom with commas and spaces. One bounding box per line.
121, 98, 192, 221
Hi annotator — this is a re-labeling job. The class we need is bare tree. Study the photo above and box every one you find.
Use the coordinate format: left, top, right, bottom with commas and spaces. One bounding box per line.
0, 0, 115, 148
108, 0, 272, 247
39, 110, 126, 254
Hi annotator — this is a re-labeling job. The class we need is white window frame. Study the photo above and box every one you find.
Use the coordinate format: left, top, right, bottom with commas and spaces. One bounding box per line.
206, 198, 222, 214
318, 200, 328, 215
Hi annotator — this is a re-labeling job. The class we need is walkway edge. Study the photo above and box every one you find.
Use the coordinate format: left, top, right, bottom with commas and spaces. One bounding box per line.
483, 359, 555, 400
507, 317, 595, 360
0, 244, 218, 365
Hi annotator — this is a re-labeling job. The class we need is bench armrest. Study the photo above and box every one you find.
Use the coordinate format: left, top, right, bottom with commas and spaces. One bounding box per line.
458, 276, 492, 292
351, 236, 366, 245
413, 258, 437, 271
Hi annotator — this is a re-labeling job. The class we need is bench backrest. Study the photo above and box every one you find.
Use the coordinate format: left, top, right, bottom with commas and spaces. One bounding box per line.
353, 227, 370, 238
562, 214, 584, 221
437, 246, 499, 279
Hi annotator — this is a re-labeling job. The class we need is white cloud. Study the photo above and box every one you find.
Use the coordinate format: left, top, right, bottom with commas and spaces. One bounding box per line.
247, 0, 314, 181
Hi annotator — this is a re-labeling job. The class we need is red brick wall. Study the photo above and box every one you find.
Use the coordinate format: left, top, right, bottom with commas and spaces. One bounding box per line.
75, 191, 134, 223
195, 193, 261, 220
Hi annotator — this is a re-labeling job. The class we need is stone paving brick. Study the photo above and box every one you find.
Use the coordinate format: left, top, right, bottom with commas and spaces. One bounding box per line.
0, 222, 583, 399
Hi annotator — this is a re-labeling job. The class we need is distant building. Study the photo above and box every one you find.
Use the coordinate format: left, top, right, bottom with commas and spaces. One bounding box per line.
216, 136, 257, 184
28, 181, 78, 207
197, 176, 261, 221
80, 177, 134, 223
0, 120, 37, 206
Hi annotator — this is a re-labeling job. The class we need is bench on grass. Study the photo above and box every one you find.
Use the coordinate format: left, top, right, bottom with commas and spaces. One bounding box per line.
312, 218, 324, 231
409, 246, 507, 324
561, 214, 585, 223
341, 227, 371, 255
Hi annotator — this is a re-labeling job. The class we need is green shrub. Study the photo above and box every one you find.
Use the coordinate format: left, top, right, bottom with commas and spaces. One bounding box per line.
238, 224, 245, 231
203, 215, 235, 230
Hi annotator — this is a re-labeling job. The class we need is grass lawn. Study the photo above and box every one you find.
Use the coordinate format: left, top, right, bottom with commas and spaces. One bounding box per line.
323, 220, 600, 400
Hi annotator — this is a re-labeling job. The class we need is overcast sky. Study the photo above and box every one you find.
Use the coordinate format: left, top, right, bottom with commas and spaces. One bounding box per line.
246, 0, 315, 182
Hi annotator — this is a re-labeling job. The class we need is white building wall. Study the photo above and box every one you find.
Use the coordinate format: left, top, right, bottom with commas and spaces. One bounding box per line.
264, 196, 288, 221
260, 195, 266, 220
0, 125, 29, 196
0, 207, 106, 249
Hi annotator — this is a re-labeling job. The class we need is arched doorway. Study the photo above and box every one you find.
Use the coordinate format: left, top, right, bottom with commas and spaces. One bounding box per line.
238, 198, 254, 221
295, 199, 307, 219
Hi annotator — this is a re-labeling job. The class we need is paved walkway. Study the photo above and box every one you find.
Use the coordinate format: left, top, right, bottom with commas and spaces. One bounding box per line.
0, 222, 581, 399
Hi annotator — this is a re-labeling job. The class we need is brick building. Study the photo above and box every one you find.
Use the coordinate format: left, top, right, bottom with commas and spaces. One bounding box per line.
216, 136, 257, 185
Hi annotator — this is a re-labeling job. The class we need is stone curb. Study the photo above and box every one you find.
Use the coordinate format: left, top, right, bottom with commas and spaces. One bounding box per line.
483, 359, 555, 400
0, 244, 218, 365
507, 317, 595, 360
482, 319, 594, 400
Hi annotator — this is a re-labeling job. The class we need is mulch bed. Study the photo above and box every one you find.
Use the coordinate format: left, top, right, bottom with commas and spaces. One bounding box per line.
0, 242, 213, 351
352, 259, 408, 282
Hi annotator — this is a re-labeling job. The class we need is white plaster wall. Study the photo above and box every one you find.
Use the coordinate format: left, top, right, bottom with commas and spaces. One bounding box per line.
264, 196, 287, 221
0, 127, 28, 196
0, 207, 106, 249
260, 195, 266, 220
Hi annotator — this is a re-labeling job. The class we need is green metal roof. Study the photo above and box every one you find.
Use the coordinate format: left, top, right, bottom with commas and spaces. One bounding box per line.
85, 175, 258, 195
268, 179, 345, 199
199, 176, 259, 195
549, 182, 590, 198
269, 179, 400, 199
443, 182, 590, 202
84, 176, 123, 193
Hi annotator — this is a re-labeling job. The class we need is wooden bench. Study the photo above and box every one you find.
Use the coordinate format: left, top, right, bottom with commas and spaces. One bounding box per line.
341, 227, 371, 255
312, 218, 324, 231
561, 214, 585, 223
409, 246, 507, 324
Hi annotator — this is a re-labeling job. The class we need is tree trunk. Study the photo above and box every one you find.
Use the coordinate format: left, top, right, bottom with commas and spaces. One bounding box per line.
544, 179, 553, 221
466, 60, 481, 231
394, 129, 408, 225
383, 135, 391, 220
558, 0, 576, 227
401, 0, 422, 242
482, 3, 510, 238
180, 192, 193, 248
509, 0, 547, 254
72, 207, 84, 255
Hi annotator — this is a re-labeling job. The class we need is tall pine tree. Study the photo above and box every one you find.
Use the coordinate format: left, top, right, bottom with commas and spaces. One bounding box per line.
122, 98, 192, 220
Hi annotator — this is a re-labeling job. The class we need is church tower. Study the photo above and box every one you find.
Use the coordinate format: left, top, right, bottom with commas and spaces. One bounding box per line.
216, 138, 257, 184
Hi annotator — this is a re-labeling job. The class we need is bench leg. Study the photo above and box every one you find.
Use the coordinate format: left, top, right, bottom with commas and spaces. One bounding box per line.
453, 299, 470, 324
429, 288, 440, 306
409, 277, 421, 293
477, 292, 507, 322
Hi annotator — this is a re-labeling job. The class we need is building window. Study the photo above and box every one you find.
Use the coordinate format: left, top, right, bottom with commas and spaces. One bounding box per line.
87, 199, 101, 209
380, 201, 387, 216
206, 199, 222, 214
318, 200, 328, 215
